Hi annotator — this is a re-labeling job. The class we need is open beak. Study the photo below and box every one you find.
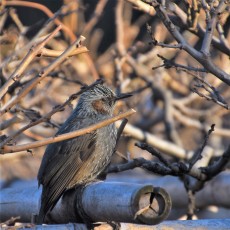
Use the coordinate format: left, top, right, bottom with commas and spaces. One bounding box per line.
114, 93, 132, 101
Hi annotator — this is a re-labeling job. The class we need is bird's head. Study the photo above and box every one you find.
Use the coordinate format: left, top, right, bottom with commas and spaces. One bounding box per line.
77, 84, 132, 116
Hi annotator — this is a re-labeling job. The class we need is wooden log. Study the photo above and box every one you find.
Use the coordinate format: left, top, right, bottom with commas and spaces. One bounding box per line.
0, 182, 171, 225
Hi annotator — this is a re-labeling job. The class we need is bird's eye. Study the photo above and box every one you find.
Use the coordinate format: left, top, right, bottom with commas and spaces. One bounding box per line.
101, 98, 113, 107
108, 101, 113, 107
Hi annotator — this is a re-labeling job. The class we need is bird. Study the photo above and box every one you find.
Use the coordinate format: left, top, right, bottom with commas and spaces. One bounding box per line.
37, 83, 132, 223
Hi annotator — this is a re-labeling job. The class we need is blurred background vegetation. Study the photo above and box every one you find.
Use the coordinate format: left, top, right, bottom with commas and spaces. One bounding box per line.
0, 0, 230, 223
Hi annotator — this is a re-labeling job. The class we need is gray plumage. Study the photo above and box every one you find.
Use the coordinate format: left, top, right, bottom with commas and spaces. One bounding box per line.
37, 84, 127, 223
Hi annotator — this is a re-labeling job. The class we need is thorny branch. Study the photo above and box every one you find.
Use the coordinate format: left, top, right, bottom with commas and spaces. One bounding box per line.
108, 137, 230, 182
188, 124, 215, 170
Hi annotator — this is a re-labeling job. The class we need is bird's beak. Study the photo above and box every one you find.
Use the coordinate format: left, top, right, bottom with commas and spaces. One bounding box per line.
114, 93, 132, 101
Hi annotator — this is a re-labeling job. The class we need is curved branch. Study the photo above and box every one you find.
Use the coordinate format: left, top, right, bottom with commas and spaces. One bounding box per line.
4, 0, 76, 42
0, 109, 136, 154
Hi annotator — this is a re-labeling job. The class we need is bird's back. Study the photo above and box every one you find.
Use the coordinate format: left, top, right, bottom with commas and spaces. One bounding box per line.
68, 122, 117, 187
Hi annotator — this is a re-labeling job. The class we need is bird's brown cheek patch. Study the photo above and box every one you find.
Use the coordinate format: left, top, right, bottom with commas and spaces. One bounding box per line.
92, 100, 108, 114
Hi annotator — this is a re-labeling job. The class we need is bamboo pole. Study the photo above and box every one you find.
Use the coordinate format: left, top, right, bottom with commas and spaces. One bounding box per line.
0, 182, 171, 225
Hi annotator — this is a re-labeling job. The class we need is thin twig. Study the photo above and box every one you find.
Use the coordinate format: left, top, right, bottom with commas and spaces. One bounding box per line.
192, 87, 229, 110
188, 124, 215, 169
154, 54, 207, 73
135, 142, 171, 167
37, 46, 88, 57
0, 25, 62, 100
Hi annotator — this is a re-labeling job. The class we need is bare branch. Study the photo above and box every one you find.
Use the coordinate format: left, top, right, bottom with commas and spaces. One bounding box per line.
0, 25, 62, 100
202, 145, 230, 179
188, 124, 215, 169
0, 35, 86, 116
149, 1, 230, 85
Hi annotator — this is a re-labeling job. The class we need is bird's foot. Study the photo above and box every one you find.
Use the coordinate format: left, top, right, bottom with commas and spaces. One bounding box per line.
85, 222, 100, 230
107, 221, 121, 230
87, 221, 120, 230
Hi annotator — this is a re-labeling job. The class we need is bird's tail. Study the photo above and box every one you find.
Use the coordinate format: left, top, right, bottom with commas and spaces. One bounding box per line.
37, 186, 63, 224
37, 187, 50, 224
37, 207, 45, 224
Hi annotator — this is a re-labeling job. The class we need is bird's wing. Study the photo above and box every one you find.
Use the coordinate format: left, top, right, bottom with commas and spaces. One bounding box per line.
37, 115, 95, 185
39, 131, 96, 185
37, 116, 97, 218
